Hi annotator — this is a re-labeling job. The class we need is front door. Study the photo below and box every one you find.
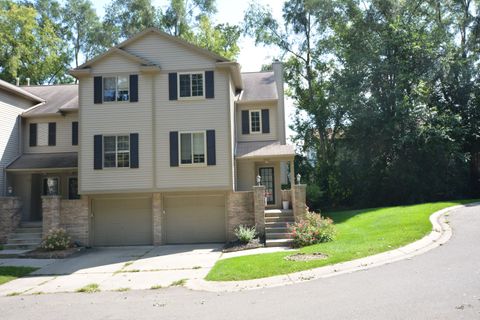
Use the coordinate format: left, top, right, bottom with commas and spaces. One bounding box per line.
259, 167, 275, 205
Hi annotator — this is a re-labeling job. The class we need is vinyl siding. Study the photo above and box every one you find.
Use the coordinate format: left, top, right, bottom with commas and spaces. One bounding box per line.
79, 73, 154, 192
236, 103, 278, 142
123, 33, 216, 71
90, 52, 140, 74
236, 160, 255, 191
0, 91, 34, 196
23, 113, 79, 153
155, 70, 232, 190
229, 78, 236, 190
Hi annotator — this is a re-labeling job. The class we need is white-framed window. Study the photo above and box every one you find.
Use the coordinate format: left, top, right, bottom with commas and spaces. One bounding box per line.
103, 75, 129, 102
179, 131, 206, 165
249, 110, 262, 133
178, 72, 204, 98
103, 135, 130, 168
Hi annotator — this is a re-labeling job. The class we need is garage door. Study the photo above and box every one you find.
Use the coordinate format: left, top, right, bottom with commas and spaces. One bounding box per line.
93, 197, 152, 246
164, 194, 225, 244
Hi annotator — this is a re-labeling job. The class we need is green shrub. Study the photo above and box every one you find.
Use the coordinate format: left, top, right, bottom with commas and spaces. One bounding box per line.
234, 225, 257, 244
289, 211, 336, 248
41, 228, 72, 251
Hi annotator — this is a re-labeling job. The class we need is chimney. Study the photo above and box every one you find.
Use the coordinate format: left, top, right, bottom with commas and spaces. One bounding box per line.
272, 61, 286, 144
26, 78, 30, 86
15, 77, 20, 86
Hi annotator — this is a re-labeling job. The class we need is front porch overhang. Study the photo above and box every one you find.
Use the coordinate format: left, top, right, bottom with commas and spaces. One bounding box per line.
6, 152, 78, 172
235, 141, 295, 161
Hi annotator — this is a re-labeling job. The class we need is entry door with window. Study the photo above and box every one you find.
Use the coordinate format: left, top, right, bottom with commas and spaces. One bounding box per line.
259, 167, 275, 205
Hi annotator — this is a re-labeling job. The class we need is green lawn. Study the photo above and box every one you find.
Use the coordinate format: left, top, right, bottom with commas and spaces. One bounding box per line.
0, 266, 38, 286
206, 200, 477, 281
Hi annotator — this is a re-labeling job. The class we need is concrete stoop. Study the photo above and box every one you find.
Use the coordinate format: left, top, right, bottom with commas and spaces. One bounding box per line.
2, 222, 42, 254
264, 209, 294, 247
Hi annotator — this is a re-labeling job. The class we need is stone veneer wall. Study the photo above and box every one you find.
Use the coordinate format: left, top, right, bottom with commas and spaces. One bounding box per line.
42, 196, 89, 246
0, 197, 22, 244
227, 191, 255, 241
152, 193, 162, 245
253, 186, 266, 237
293, 184, 307, 221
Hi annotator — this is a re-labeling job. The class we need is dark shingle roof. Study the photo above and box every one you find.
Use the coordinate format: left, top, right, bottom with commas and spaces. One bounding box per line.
22, 84, 78, 117
7, 152, 78, 170
240, 71, 278, 102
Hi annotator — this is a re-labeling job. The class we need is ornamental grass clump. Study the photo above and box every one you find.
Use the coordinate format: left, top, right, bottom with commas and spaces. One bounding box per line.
290, 211, 336, 248
41, 228, 72, 251
234, 225, 257, 244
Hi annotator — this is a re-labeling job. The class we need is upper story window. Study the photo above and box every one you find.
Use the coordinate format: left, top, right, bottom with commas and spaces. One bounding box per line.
29, 122, 56, 147
249, 110, 262, 133
104, 135, 130, 168
103, 76, 129, 102
180, 131, 206, 165
179, 73, 204, 98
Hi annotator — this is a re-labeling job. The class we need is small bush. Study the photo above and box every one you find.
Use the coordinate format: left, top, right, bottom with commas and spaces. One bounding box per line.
234, 225, 257, 244
41, 228, 72, 251
289, 211, 336, 248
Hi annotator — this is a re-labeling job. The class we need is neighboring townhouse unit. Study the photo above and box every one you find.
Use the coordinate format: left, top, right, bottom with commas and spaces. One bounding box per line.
0, 28, 306, 248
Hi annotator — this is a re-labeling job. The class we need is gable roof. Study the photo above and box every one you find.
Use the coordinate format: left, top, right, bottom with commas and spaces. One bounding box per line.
22, 84, 78, 117
73, 28, 230, 71
239, 71, 278, 102
0, 79, 44, 103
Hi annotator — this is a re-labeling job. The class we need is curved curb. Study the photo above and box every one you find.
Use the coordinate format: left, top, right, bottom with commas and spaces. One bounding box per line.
186, 203, 479, 292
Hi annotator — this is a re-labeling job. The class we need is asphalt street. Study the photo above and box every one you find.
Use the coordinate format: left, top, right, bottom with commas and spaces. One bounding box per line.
0, 204, 479, 320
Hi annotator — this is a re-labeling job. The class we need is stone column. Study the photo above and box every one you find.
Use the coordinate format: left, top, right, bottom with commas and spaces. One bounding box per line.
0, 197, 22, 243
42, 195, 61, 238
152, 193, 163, 245
253, 186, 266, 236
293, 184, 307, 222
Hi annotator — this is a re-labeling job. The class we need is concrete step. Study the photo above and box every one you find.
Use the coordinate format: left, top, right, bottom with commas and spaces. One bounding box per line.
6, 238, 42, 245
8, 232, 42, 239
3, 243, 40, 250
265, 226, 290, 233
20, 221, 42, 228
15, 227, 42, 234
264, 209, 293, 218
265, 239, 293, 247
265, 221, 290, 228
264, 216, 295, 223
265, 232, 292, 240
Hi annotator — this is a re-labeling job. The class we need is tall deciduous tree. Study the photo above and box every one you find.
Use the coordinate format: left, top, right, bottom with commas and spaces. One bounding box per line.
0, 0, 70, 84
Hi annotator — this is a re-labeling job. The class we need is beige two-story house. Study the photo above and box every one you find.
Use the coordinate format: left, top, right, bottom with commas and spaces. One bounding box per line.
1, 28, 300, 248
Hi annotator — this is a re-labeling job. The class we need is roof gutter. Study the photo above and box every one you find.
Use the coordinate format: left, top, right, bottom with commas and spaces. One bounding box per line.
216, 62, 243, 90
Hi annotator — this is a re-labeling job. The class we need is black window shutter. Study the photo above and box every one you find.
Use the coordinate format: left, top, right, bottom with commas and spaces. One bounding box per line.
94, 135, 103, 170
205, 71, 214, 99
130, 74, 138, 102
72, 121, 78, 146
241, 110, 250, 134
94, 76, 103, 104
29, 123, 37, 147
262, 109, 270, 134
48, 122, 56, 146
169, 131, 179, 167
168, 73, 178, 100
206, 130, 216, 166
130, 133, 139, 168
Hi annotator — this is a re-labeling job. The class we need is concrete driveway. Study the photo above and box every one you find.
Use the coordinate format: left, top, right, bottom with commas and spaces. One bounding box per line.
0, 244, 223, 295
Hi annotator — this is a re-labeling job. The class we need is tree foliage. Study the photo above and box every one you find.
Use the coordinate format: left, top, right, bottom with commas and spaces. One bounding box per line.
245, 0, 480, 208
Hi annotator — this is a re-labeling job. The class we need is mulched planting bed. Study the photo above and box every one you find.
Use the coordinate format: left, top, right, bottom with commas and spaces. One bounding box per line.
23, 247, 85, 259
223, 239, 264, 253
284, 252, 328, 262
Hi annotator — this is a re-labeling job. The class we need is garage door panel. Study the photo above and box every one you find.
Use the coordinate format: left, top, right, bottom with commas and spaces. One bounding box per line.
93, 198, 152, 246
165, 195, 225, 244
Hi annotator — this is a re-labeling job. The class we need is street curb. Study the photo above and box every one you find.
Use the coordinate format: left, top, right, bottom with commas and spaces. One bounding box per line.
186, 203, 479, 292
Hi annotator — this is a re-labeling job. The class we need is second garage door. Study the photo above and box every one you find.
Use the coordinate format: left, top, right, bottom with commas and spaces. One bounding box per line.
164, 194, 226, 244
93, 197, 152, 246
